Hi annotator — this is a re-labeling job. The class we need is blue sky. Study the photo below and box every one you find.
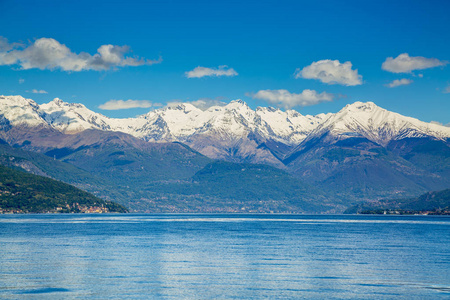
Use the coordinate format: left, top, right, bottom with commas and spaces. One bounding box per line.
0, 0, 449, 123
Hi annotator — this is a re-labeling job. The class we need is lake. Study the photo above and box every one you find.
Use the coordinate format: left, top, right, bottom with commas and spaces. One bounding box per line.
0, 214, 449, 299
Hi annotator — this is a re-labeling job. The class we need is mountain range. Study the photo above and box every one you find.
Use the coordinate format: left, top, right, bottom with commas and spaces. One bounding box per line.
0, 94, 449, 212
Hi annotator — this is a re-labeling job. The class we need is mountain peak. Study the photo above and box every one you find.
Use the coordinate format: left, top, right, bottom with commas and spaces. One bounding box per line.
2, 95, 449, 162
224, 100, 253, 115
227, 99, 249, 107
46, 98, 87, 110
256, 106, 280, 113
0, 95, 45, 127
308, 101, 450, 146
51, 98, 65, 106
286, 109, 302, 118
0, 95, 39, 108
231, 99, 246, 104
343, 101, 379, 112
165, 102, 200, 113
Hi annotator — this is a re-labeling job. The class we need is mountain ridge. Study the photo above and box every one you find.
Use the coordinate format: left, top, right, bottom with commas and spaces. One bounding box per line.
1, 95, 333, 165
1, 94, 449, 210
2, 95, 449, 166
300, 101, 449, 147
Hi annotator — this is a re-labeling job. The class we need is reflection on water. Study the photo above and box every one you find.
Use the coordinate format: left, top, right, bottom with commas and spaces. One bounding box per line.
0, 214, 449, 299
18, 287, 72, 295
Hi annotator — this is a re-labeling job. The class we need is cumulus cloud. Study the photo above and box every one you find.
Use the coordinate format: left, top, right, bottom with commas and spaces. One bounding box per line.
430, 121, 443, 126
294, 59, 362, 86
430, 121, 450, 127
26, 89, 48, 94
167, 98, 227, 110
0, 36, 22, 51
185, 65, 238, 78
189, 99, 227, 110
99, 99, 156, 110
382, 53, 448, 73
385, 78, 413, 88
249, 89, 334, 109
0, 36, 161, 72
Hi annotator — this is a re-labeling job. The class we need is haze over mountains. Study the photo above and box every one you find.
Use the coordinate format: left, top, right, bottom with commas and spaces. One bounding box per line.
1, 95, 449, 212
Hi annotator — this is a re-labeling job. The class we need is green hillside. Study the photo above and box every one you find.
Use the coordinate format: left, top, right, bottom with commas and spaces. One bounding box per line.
0, 165, 127, 213
345, 188, 450, 214
140, 161, 339, 213
0, 134, 342, 213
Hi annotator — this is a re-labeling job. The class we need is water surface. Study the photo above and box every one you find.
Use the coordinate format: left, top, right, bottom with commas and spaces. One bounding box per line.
0, 214, 449, 299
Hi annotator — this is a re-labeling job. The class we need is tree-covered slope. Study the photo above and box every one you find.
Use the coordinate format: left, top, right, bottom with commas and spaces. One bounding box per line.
286, 135, 450, 204
0, 142, 128, 205
0, 133, 212, 211
345, 188, 450, 214
140, 161, 339, 213
0, 165, 127, 213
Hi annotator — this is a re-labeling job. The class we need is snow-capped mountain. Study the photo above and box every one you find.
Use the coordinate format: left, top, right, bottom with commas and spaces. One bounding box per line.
132, 100, 330, 165
0, 95, 331, 165
1, 95, 449, 166
39, 98, 148, 134
302, 101, 450, 146
0, 95, 48, 128
281, 101, 450, 202
1, 94, 450, 204
134, 100, 329, 144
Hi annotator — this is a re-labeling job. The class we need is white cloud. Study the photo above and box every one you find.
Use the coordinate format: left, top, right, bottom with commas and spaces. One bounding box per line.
167, 98, 227, 110
382, 53, 448, 73
430, 121, 443, 126
249, 89, 334, 109
189, 99, 227, 110
385, 78, 413, 88
443, 85, 450, 94
99, 99, 156, 110
0, 36, 22, 51
430, 121, 450, 127
26, 89, 48, 94
0, 37, 161, 72
19, 78, 25, 84
185, 65, 238, 78
294, 59, 362, 86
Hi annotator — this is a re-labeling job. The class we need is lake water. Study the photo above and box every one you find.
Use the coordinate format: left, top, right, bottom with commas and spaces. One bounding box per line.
0, 214, 449, 299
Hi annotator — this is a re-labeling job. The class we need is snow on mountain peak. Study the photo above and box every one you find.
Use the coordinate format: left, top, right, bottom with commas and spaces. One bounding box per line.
40, 98, 86, 114
345, 101, 377, 110
1, 95, 449, 159
310, 100, 450, 145
256, 106, 279, 113
164, 102, 200, 113
0, 95, 45, 127
228, 99, 247, 106
0, 95, 39, 109
51, 97, 65, 106
39, 98, 116, 134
